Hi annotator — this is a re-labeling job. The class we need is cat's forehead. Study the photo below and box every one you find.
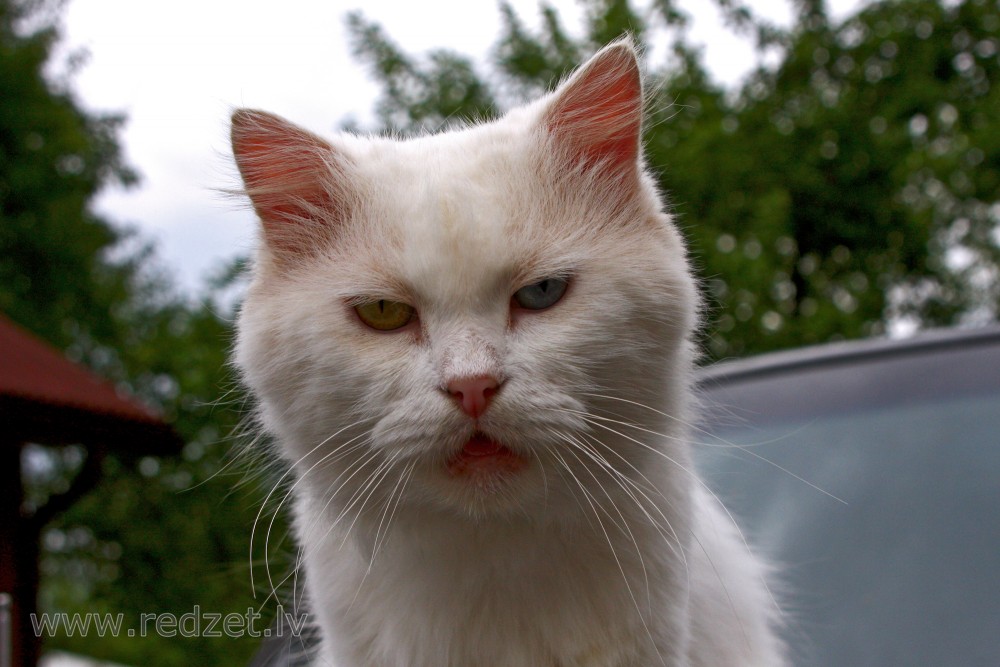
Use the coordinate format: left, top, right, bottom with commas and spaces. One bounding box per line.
346, 124, 549, 303
351, 121, 533, 208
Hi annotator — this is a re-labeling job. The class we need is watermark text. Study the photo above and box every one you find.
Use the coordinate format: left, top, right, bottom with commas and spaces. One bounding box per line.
30, 605, 308, 639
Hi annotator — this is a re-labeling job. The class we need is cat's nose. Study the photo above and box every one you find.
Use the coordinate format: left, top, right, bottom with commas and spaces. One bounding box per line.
446, 375, 500, 419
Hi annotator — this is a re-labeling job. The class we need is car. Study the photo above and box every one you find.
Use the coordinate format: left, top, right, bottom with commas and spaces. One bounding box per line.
249, 325, 1000, 665
695, 325, 1000, 665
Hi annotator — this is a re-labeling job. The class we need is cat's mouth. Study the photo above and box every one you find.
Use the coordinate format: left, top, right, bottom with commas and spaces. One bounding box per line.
445, 432, 528, 478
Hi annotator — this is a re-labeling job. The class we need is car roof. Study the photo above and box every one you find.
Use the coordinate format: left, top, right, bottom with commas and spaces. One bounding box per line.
697, 324, 1000, 387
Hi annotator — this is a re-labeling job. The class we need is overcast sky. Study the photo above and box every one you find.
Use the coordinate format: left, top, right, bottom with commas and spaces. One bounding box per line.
59, 0, 860, 294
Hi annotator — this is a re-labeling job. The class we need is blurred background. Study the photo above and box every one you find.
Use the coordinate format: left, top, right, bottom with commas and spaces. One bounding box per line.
1, 0, 998, 664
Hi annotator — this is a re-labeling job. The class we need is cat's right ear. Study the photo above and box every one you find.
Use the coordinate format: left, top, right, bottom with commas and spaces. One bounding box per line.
231, 109, 345, 260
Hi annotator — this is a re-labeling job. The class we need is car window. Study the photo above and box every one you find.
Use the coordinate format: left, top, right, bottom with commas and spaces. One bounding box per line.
695, 346, 1000, 666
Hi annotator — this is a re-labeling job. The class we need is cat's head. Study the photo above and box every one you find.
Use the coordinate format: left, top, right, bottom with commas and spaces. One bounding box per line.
232, 39, 699, 522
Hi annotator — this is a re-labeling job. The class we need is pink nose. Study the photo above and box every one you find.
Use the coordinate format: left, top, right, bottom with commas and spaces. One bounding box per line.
447, 375, 500, 418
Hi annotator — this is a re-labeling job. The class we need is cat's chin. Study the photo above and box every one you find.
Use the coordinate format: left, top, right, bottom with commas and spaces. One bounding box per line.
408, 431, 538, 518
445, 432, 529, 480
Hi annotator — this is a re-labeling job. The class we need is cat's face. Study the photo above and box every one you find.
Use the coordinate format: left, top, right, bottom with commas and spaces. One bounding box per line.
234, 41, 698, 522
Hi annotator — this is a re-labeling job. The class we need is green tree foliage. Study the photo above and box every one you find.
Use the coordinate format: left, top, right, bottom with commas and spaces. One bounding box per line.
0, 0, 135, 349
346, 12, 499, 131
2, 1, 269, 664
347, 0, 1000, 359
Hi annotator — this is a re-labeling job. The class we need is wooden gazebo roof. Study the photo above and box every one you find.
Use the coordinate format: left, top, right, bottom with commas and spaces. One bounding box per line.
0, 313, 183, 667
0, 314, 180, 452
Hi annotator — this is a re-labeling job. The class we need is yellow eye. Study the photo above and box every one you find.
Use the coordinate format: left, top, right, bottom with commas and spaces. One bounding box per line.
354, 300, 415, 331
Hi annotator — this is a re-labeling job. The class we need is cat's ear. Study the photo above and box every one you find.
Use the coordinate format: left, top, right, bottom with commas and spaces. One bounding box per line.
231, 109, 346, 259
543, 39, 643, 176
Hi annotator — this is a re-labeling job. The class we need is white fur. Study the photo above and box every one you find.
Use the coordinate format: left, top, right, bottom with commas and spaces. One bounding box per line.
233, 40, 786, 666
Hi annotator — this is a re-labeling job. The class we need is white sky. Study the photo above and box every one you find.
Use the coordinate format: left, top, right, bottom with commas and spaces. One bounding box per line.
59, 0, 861, 294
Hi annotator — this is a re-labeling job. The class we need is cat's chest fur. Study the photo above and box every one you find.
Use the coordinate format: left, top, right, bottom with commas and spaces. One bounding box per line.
232, 38, 786, 667
301, 500, 689, 667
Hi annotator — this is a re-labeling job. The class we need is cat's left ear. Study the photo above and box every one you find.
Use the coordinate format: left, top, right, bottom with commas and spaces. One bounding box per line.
542, 38, 643, 176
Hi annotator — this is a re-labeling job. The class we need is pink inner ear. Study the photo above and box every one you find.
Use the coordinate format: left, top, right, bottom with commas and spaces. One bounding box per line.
231, 109, 340, 256
545, 43, 643, 172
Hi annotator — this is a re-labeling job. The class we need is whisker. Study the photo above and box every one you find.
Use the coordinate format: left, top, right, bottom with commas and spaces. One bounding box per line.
302, 445, 385, 548
555, 439, 631, 535
250, 416, 376, 597
263, 435, 374, 606
341, 459, 419, 614
559, 407, 785, 623
370, 458, 417, 566
572, 430, 688, 567
566, 402, 846, 506
548, 443, 667, 667
553, 431, 653, 607
338, 452, 404, 550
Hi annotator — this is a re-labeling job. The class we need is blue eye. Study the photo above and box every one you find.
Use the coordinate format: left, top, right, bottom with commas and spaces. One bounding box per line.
513, 278, 568, 310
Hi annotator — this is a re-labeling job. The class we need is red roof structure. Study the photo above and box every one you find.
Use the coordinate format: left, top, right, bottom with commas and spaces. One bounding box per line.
0, 315, 178, 450
0, 314, 183, 667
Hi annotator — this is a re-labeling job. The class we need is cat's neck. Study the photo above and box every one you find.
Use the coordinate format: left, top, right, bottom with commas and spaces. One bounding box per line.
299, 487, 694, 666
295, 449, 695, 590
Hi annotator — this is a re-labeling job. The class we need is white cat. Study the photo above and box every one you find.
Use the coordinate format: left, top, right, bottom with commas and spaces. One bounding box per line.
232, 38, 786, 667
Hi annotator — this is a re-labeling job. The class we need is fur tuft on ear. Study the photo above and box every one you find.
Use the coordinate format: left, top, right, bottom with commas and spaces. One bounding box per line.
231, 109, 346, 260
543, 38, 643, 176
